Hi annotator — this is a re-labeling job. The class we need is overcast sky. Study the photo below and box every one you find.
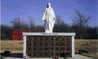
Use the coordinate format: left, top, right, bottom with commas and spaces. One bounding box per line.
1, 0, 97, 27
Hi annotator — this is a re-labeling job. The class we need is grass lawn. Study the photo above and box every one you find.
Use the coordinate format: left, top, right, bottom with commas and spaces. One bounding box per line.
82, 52, 98, 59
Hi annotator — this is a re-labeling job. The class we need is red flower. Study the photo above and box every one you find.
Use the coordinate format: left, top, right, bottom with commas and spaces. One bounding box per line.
64, 50, 70, 54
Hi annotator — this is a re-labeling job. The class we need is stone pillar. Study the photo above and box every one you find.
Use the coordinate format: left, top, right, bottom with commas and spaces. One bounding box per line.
72, 36, 75, 58
23, 35, 27, 59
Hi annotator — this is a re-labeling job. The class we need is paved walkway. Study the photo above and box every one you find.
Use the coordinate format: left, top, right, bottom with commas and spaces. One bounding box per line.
4, 54, 96, 59
69, 54, 95, 59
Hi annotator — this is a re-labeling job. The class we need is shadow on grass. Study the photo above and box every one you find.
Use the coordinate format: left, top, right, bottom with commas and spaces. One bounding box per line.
1, 53, 23, 58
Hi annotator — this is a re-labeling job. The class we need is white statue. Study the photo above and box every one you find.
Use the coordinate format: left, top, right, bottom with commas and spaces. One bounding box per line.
42, 2, 56, 33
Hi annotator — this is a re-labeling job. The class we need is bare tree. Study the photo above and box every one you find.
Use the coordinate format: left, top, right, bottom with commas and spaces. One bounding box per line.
72, 11, 90, 27
54, 16, 71, 32
11, 18, 20, 29
55, 16, 63, 25
11, 17, 29, 30
29, 16, 35, 30
72, 11, 91, 39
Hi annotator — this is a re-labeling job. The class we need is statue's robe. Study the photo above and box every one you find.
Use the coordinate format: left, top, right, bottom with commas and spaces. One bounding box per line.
42, 2, 56, 33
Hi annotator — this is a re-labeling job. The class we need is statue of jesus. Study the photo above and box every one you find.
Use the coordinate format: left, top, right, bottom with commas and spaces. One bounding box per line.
42, 2, 56, 33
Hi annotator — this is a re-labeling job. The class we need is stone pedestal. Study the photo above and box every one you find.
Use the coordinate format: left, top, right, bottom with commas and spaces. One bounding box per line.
23, 32, 75, 59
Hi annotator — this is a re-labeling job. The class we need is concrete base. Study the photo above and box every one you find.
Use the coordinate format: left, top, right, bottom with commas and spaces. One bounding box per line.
22, 32, 75, 59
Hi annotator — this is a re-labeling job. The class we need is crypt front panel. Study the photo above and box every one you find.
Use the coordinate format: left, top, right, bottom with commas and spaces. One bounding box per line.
27, 36, 72, 57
